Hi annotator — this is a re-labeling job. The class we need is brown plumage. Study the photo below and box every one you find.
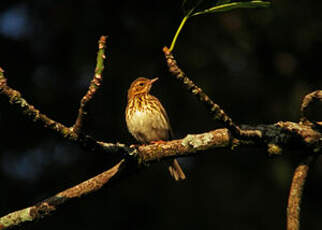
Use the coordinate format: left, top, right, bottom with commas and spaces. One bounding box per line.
125, 77, 186, 181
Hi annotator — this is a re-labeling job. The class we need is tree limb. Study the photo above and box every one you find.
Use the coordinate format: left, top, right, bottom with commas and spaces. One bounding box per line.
163, 47, 262, 140
0, 160, 125, 230
287, 156, 316, 230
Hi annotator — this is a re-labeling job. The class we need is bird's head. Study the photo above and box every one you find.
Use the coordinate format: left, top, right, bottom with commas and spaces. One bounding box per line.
127, 77, 158, 100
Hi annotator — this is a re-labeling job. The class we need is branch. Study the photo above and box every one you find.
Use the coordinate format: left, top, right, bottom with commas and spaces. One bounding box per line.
73, 36, 107, 135
300, 90, 322, 128
276, 121, 322, 153
0, 37, 131, 155
287, 156, 316, 230
0, 68, 77, 141
136, 122, 322, 162
163, 47, 262, 140
1, 38, 322, 230
0, 160, 125, 230
0, 36, 108, 142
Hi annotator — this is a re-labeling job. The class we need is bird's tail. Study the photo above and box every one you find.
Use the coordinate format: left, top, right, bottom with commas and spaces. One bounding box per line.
168, 159, 186, 181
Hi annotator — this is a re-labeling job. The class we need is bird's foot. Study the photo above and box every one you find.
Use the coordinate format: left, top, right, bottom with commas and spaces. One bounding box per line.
129, 144, 143, 148
150, 140, 167, 145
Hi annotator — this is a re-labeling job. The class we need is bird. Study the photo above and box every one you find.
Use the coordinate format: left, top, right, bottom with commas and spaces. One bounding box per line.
125, 77, 186, 181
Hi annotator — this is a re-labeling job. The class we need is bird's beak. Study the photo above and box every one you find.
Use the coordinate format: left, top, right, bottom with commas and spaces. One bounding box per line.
150, 77, 158, 84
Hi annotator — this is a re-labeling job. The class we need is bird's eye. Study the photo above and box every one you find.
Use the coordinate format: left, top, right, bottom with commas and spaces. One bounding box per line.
138, 82, 144, 87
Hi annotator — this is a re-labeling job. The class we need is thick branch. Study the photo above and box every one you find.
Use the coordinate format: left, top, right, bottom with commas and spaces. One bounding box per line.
287, 156, 316, 230
0, 160, 125, 230
73, 36, 107, 135
163, 47, 262, 140
139, 129, 231, 161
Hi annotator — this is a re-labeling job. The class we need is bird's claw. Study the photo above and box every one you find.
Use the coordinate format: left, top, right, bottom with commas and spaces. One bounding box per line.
150, 140, 167, 145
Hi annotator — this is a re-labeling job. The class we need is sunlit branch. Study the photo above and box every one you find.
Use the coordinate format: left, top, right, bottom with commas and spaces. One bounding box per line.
73, 36, 107, 135
287, 156, 316, 230
0, 160, 125, 230
163, 47, 262, 140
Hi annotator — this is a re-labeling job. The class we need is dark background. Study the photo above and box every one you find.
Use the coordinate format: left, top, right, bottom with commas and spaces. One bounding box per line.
0, 1, 321, 229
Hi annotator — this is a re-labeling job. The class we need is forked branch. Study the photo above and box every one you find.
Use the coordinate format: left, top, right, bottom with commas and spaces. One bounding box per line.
0, 38, 321, 230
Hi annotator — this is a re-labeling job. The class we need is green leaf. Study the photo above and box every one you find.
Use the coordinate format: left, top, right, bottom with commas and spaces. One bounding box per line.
191, 1, 271, 16
182, 0, 271, 17
169, 0, 272, 52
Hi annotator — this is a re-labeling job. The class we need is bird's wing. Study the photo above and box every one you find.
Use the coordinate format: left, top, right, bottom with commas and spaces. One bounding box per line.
157, 98, 174, 140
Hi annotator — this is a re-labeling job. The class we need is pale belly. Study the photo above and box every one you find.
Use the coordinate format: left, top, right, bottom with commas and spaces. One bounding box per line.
126, 109, 170, 143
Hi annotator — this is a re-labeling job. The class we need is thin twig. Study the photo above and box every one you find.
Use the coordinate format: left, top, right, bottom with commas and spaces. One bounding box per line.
0, 160, 125, 230
163, 47, 262, 140
0, 38, 135, 156
300, 90, 322, 127
287, 156, 316, 230
0, 68, 78, 141
73, 36, 107, 135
